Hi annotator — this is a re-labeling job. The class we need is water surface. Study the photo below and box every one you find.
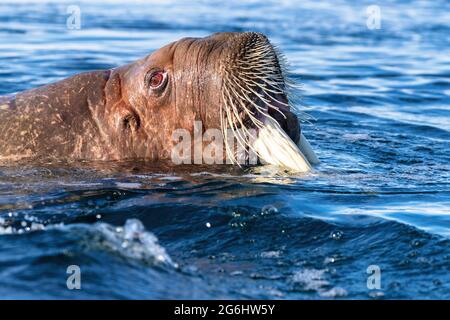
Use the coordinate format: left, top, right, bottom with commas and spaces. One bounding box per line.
0, 0, 449, 299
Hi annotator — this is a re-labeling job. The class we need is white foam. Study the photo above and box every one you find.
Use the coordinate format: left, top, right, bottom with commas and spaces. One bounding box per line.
292, 269, 328, 291
292, 268, 347, 297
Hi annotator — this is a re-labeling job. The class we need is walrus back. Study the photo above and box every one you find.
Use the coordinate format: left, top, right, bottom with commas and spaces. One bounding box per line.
0, 70, 111, 163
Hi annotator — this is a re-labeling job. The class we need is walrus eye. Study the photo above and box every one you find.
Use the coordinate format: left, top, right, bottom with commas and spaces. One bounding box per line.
147, 70, 167, 91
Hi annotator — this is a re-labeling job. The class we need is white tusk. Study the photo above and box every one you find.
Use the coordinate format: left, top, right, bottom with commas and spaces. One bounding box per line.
298, 133, 320, 165
254, 117, 312, 173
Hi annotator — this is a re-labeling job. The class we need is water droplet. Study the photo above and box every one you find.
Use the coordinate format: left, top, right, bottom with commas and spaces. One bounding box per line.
206, 222, 211, 228
324, 256, 336, 264
411, 239, 423, 247
231, 211, 241, 218
330, 230, 343, 240
261, 205, 278, 215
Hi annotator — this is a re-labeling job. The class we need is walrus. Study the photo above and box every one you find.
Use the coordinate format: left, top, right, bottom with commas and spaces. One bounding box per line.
0, 32, 318, 172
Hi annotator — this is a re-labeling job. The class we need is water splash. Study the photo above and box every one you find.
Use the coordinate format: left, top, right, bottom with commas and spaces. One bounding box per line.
90, 219, 178, 268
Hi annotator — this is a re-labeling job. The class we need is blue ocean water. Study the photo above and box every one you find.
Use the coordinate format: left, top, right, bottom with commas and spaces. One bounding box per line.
0, 0, 449, 299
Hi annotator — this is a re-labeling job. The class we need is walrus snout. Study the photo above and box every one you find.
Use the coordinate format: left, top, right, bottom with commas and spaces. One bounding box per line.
215, 32, 301, 145
206, 31, 317, 171
267, 95, 301, 145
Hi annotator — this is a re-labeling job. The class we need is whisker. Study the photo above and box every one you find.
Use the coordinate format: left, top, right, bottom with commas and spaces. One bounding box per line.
220, 34, 312, 166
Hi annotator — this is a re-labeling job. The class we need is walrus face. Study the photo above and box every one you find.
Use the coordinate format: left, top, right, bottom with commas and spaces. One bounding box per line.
118, 32, 303, 167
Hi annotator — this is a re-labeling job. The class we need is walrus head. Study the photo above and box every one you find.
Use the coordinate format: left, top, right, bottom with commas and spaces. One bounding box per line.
107, 32, 316, 171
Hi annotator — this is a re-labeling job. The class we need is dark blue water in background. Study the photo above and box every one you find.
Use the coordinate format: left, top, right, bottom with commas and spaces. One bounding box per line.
0, 0, 449, 299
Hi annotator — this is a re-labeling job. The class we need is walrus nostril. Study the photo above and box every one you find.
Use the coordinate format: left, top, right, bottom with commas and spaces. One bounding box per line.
122, 112, 140, 132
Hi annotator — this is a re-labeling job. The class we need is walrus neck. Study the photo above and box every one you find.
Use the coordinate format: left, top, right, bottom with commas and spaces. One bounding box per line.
0, 70, 115, 162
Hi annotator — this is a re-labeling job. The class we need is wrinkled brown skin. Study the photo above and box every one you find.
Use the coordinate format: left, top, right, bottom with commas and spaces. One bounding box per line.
0, 32, 299, 163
